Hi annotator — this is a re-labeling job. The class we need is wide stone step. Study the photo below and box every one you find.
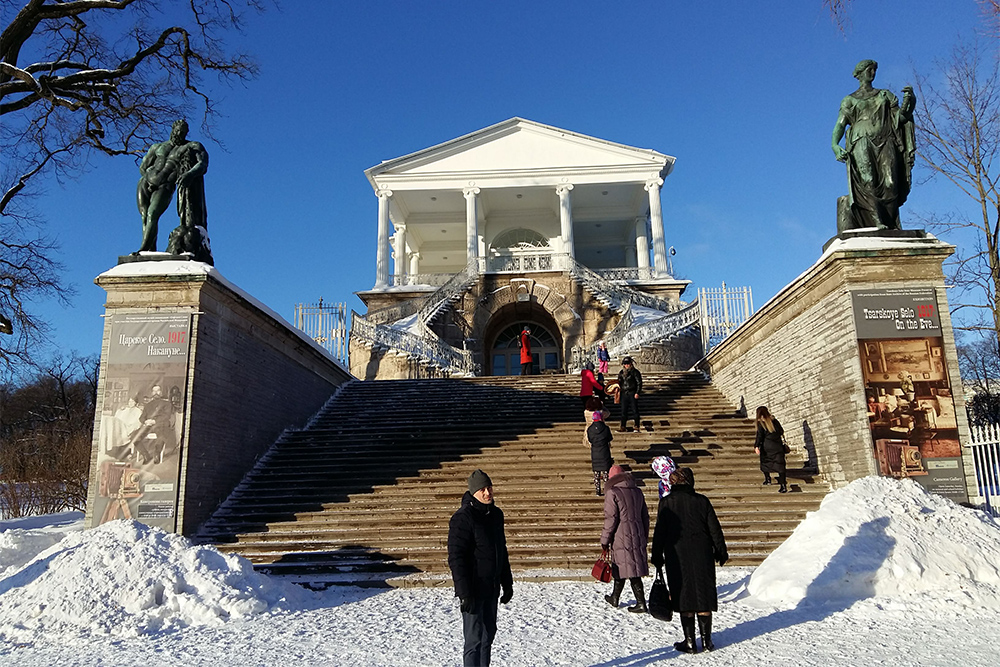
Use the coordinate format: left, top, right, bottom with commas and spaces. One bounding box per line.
199, 372, 827, 581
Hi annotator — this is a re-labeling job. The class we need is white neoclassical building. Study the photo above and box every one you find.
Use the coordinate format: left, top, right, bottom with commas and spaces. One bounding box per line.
364, 117, 680, 289
351, 118, 703, 379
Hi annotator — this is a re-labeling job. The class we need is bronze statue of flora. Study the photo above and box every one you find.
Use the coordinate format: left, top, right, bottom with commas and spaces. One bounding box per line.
135, 119, 214, 264
832, 59, 916, 232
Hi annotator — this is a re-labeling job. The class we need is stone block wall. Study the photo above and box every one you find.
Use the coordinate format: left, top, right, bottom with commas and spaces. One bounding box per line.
702, 239, 975, 493
87, 265, 352, 535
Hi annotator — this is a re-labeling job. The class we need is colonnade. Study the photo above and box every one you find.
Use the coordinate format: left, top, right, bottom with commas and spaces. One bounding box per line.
373, 180, 669, 288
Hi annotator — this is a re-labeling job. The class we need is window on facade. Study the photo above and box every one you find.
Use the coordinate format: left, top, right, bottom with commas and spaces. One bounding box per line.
490, 228, 550, 251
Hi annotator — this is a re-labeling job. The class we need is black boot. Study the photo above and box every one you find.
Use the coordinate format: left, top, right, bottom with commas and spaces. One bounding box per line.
674, 615, 699, 653
594, 471, 603, 496
605, 578, 625, 608
698, 614, 715, 652
762, 474, 771, 485
627, 578, 647, 613
778, 474, 788, 493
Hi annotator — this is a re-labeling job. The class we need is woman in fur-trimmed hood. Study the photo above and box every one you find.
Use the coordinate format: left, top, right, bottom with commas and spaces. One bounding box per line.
599, 465, 650, 613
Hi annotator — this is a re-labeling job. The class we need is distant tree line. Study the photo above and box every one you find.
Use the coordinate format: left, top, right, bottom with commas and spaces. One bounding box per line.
0, 353, 97, 518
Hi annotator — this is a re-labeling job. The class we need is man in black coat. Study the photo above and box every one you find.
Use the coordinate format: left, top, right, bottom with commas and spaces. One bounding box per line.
617, 356, 643, 432
448, 469, 514, 667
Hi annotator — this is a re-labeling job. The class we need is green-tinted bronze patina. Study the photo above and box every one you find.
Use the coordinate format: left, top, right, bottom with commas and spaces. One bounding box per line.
135, 120, 213, 264
832, 59, 916, 232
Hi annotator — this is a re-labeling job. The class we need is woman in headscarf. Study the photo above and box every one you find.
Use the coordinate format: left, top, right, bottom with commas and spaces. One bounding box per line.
650, 455, 677, 499
600, 465, 650, 613
651, 467, 728, 654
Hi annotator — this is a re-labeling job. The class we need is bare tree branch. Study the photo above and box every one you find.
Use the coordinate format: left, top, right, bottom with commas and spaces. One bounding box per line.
914, 41, 1000, 348
0, 1, 264, 370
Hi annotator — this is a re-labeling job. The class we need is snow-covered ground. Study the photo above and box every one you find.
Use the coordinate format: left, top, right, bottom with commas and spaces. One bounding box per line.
1, 477, 999, 666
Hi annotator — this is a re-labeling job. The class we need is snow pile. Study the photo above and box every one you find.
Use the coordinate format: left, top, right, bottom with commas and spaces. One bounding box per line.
748, 476, 1000, 607
0, 520, 303, 638
0, 511, 83, 578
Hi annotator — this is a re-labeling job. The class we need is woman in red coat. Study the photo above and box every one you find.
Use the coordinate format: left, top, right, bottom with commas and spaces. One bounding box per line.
580, 361, 604, 408
519, 327, 532, 375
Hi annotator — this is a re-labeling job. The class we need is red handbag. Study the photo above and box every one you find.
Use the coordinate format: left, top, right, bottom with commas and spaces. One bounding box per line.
591, 550, 613, 583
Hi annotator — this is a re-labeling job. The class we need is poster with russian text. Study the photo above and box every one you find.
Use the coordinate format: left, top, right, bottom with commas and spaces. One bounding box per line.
852, 288, 968, 503
91, 313, 191, 530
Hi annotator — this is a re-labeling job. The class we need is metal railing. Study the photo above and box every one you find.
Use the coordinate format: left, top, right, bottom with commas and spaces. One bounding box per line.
576, 299, 701, 366
487, 250, 563, 273
969, 423, 1000, 516
390, 273, 455, 287
350, 310, 478, 376
293, 300, 348, 364
698, 282, 754, 353
566, 256, 676, 313
595, 267, 656, 282
417, 257, 483, 325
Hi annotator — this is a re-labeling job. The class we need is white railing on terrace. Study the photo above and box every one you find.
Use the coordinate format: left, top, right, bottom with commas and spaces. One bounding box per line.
698, 282, 754, 353
487, 250, 562, 273
390, 273, 455, 287
294, 300, 348, 365
969, 423, 1000, 516
595, 267, 656, 282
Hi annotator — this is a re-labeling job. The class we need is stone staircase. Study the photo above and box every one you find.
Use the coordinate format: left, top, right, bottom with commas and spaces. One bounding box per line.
197, 372, 829, 586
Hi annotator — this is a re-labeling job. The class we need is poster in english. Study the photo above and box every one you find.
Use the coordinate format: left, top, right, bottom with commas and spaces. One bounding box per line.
852, 288, 968, 503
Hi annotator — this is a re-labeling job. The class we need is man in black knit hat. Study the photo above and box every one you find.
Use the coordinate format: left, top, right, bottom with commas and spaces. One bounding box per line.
447, 469, 514, 666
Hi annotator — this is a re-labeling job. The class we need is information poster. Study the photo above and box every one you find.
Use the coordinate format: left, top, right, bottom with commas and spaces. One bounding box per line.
92, 313, 192, 530
852, 288, 968, 503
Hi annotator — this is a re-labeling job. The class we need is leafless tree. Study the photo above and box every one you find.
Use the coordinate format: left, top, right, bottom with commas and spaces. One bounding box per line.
0, 352, 98, 517
0, 0, 262, 370
913, 42, 1000, 346
823, 0, 853, 31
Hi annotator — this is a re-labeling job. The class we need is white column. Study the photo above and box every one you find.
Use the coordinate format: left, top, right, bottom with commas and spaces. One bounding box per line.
634, 217, 650, 269
556, 184, 575, 261
374, 188, 393, 288
463, 186, 481, 266
394, 223, 407, 283
645, 178, 668, 275
409, 251, 420, 278
625, 231, 637, 267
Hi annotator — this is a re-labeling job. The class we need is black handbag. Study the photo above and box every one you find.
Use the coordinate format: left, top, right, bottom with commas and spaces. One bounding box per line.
647, 568, 672, 622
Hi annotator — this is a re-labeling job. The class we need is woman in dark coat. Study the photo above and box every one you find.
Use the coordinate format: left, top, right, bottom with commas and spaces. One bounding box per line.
651, 467, 728, 654
754, 405, 787, 493
600, 465, 650, 613
587, 411, 614, 496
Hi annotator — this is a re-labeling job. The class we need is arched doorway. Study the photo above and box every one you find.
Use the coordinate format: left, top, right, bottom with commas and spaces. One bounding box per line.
489, 322, 560, 376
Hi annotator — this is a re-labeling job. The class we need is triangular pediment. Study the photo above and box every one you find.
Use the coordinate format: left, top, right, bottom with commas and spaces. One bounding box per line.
367, 118, 671, 178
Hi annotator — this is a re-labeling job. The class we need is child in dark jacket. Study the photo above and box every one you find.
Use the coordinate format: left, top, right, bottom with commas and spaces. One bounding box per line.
587, 411, 614, 495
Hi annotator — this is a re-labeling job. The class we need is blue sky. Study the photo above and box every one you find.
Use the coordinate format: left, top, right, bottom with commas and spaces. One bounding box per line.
26, 0, 989, 363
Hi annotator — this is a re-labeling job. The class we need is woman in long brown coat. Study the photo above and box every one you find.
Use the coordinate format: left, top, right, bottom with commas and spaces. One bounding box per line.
600, 464, 650, 612
651, 467, 728, 653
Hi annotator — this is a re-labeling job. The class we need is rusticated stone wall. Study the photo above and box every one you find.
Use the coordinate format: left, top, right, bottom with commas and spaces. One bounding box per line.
701, 239, 977, 497
87, 264, 352, 535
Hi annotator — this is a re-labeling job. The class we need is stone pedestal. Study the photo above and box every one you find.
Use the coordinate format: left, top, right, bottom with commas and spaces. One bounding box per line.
86, 262, 352, 535
702, 236, 975, 502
